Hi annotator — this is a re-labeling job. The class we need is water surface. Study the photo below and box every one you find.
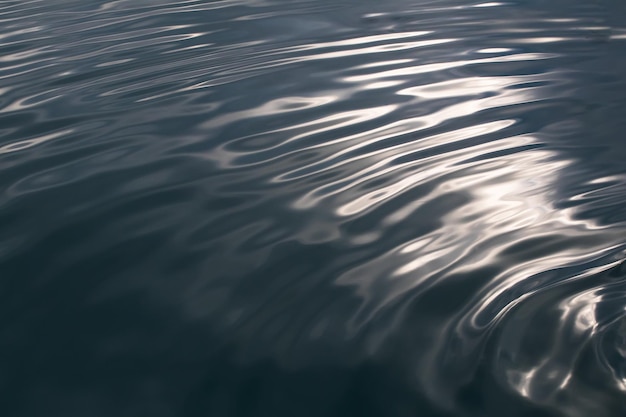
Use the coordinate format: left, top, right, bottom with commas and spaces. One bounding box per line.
2, 1, 626, 416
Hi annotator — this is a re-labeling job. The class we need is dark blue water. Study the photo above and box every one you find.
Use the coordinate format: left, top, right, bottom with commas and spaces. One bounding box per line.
2, 0, 626, 416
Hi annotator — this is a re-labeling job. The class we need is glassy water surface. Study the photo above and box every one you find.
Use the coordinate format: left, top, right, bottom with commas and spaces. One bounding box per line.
2, 0, 626, 416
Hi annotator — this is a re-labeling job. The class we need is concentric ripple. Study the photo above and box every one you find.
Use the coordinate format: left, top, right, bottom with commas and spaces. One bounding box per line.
2, 0, 626, 416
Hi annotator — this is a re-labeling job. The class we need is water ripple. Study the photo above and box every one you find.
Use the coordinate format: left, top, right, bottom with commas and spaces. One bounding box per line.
2, 0, 626, 416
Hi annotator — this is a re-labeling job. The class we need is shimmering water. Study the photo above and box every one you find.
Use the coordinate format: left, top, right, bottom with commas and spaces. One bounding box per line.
2, 0, 626, 416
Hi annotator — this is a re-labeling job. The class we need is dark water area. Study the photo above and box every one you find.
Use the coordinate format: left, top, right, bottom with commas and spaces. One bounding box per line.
2, 0, 626, 416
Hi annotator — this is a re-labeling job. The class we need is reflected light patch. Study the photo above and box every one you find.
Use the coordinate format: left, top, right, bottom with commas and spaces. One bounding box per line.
204, 94, 338, 129
472, 2, 507, 7
516, 37, 573, 44
476, 47, 513, 53
0, 129, 73, 155
343, 51, 556, 83
362, 80, 405, 90
297, 31, 432, 49
355, 58, 415, 69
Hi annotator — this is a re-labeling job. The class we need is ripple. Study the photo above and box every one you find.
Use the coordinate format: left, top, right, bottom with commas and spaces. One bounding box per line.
2, 0, 626, 416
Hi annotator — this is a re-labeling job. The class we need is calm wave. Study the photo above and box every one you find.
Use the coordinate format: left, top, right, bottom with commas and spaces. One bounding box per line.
2, 0, 626, 416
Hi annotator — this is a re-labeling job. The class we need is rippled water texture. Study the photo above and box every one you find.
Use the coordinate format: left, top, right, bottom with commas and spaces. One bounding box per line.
2, 0, 626, 416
